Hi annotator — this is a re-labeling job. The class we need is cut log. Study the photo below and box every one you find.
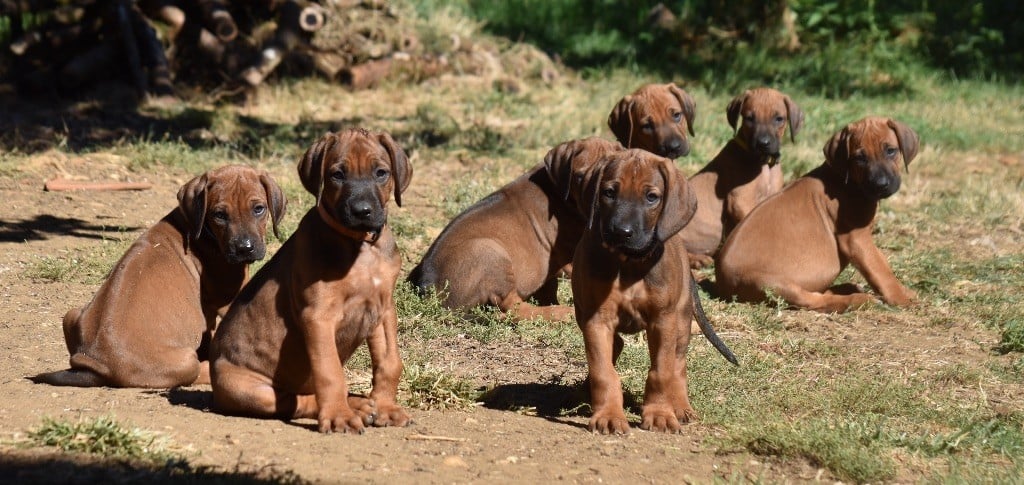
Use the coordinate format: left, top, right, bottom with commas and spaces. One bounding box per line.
195, 0, 238, 42
338, 57, 392, 90
44, 179, 154, 192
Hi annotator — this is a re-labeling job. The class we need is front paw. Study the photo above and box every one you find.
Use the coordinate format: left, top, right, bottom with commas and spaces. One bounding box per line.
347, 395, 377, 426
317, 407, 366, 434
589, 408, 630, 435
883, 287, 918, 307
640, 404, 682, 433
372, 403, 411, 427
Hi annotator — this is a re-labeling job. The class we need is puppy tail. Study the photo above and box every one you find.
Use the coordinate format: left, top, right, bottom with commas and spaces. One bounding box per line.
691, 274, 739, 365
28, 369, 107, 387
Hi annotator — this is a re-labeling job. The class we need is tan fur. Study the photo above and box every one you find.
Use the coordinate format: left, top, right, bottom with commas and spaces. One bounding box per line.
716, 117, 920, 312
608, 83, 696, 160
408, 137, 623, 321
210, 129, 413, 433
31, 165, 285, 388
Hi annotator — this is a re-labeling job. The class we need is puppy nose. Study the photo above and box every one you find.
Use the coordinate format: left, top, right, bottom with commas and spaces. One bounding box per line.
756, 136, 772, 149
352, 201, 373, 218
236, 238, 255, 254
665, 139, 681, 151
611, 226, 633, 241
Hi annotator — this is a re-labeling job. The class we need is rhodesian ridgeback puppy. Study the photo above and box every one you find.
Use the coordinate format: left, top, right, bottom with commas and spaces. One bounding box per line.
680, 88, 804, 267
608, 83, 696, 160
571, 149, 737, 435
408, 137, 623, 322
210, 128, 412, 433
716, 117, 919, 313
31, 165, 285, 388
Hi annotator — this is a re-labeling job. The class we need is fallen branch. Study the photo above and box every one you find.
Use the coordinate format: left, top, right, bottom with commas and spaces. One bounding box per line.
44, 179, 153, 192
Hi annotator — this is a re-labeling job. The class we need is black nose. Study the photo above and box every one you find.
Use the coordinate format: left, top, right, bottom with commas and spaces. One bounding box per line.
236, 238, 255, 254
609, 226, 633, 242
352, 201, 373, 219
756, 136, 772, 149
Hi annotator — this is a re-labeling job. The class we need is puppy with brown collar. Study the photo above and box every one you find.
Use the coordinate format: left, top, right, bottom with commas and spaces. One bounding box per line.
211, 129, 412, 433
716, 117, 919, 313
571, 149, 736, 435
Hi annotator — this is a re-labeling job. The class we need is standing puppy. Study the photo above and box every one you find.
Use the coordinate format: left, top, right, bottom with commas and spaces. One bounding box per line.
608, 83, 696, 160
716, 117, 919, 313
31, 165, 285, 388
211, 129, 412, 433
571, 149, 736, 435
680, 88, 803, 266
409, 137, 623, 321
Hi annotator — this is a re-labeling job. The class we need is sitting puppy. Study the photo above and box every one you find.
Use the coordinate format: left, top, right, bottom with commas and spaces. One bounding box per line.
607, 82, 696, 160
571, 149, 736, 435
211, 128, 412, 433
681, 88, 803, 267
31, 165, 285, 388
716, 117, 919, 313
408, 137, 623, 322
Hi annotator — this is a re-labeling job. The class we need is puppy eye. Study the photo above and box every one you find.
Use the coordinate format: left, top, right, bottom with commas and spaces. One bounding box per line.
253, 205, 266, 216
646, 192, 660, 203
375, 168, 390, 181
212, 210, 229, 222
601, 187, 616, 199
885, 147, 898, 157
775, 115, 785, 124
744, 114, 754, 124
672, 112, 682, 123
331, 170, 345, 181
642, 122, 654, 133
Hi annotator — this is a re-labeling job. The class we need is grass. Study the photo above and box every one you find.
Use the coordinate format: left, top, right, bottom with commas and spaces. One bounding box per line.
28, 415, 176, 462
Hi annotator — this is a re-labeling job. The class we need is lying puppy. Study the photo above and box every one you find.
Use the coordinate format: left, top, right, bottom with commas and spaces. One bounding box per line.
608, 82, 696, 160
571, 149, 736, 435
32, 165, 285, 388
211, 128, 412, 433
681, 88, 803, 267
408, 137, 623, 321
716, 117, 919, 313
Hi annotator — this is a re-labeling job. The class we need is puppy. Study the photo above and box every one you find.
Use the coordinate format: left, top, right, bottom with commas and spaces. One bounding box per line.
408, 137, 624, 321
681, 88, 803, 267
608, 82, 696, 160
31, 165, 285, 388
211, 129, 412, 433
716, 117, 919, 312
571, 149, 736, 435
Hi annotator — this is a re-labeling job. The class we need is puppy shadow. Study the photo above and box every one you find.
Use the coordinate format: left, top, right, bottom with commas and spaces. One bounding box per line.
0, 215, 142, 242
162, 388, 214, 412
479, 379, 643, 430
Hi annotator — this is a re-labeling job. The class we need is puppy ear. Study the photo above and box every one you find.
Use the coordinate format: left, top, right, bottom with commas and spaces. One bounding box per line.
655, 158, 697, 241
887, 119, 919, 172
726, 90, 751, 132
667, 83, 696, 137
378, 131, 413, 207
177, 173, 209, 241
543, 139, 585, 201
823, 126, 851, 178
784, 95, 804, 142
259, 172, 287, 239
580, 161, 607, 231
607, 95, 635, 147
297, 133, 338, 200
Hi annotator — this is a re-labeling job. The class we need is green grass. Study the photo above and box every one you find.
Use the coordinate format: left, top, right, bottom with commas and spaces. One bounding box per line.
28, 415, 176, 462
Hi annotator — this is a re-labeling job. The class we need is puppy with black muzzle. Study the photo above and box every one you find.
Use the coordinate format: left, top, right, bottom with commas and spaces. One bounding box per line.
570, 149, 736, 435
716, 116, 920, 313
607, 83, 696, 160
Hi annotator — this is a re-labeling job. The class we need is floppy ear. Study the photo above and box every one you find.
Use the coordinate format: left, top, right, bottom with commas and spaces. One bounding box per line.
607, 94, 635, 146
580, 161, 607, 231
655, 159, 698, 241
297, 133, 338, 200
784, 95, 804, 142
177, 173, 209, 241
726, 90, 751, 132
823, 126, 851, 178
667, 83, 696, 137
259, 172, 287, 239
378, 131, 412, 207
887, 118, 919, 172
543, 139, 585, 201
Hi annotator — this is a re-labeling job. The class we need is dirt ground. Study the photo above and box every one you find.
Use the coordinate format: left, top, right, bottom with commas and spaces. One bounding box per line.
0, 104, 1015, 484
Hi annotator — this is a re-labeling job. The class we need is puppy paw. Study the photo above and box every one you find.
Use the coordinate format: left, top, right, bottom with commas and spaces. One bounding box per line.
689, 253, 714, 269
883, 287, 918, 307
674, 405, 699, 424
641, 405, 682, 433
372, 403, 412, 427
317, 408, 366, 434
589, 409, 630, 435
347, 395, 377, 426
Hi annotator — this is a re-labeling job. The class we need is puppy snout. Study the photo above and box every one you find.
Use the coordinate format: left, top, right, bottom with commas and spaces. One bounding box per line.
350, 200, 373, 219
609, 225, 634, 243
866, 172, 901, 199
755, 135, 772, 150
235, 238, 255, 255
227, 236, 264, 263
661, 137, 689, 158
